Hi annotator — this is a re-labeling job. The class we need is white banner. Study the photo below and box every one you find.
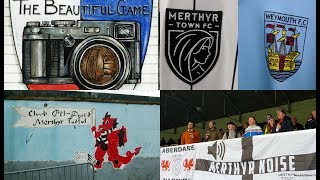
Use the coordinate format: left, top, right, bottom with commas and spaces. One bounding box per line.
160, 129, 316, 180
13, 107, 96, 128
160, 144, 197, 180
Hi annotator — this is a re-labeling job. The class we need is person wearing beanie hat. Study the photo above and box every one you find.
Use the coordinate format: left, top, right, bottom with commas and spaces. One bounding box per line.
222, 121, 241, 140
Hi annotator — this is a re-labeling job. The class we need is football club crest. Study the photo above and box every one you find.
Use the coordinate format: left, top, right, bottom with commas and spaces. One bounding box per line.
172, 156, 182, 176
165, 8, 222, 86
264, 11, 308, 82
10, 0, 152, 90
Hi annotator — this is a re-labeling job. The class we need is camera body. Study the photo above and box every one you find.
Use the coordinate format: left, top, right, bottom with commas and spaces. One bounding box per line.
22, 20, 141, 90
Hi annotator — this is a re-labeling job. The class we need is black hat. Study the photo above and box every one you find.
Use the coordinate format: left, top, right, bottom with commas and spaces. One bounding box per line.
227, 121, 235, 125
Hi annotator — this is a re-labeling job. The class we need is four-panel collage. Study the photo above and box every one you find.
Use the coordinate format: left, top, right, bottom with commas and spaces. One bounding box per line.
4, 0, 316, 179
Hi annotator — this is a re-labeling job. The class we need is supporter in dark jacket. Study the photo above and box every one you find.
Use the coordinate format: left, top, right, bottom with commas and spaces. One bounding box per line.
291, 117, 304, 130
160, 137, 167, 147
272, 109, 294, 133
241, 122, 249, 136
305, 113, 316, 129
167, 138, 176, 146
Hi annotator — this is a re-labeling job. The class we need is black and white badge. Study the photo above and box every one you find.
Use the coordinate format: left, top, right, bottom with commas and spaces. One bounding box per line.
165, 9, 222, 85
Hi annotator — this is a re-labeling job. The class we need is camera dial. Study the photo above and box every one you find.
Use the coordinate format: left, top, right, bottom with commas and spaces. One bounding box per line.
63, 35, 76, 47
31, 28, 40, 34
51, 20, 76, 27
42, 21, 50, 26
26, 21, 40, 27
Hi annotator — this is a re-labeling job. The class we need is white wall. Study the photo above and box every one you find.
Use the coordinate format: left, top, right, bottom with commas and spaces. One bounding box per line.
4, 0, 159, 91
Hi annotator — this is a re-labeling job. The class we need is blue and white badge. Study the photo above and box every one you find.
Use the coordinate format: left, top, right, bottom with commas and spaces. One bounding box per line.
264, 11, 308, 82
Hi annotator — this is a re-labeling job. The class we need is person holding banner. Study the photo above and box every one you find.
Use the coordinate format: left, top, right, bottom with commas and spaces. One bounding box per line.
272, 109, 294, 133
203, 120, 222, 142
243, 116, 263, 137
181, 122, 202, 145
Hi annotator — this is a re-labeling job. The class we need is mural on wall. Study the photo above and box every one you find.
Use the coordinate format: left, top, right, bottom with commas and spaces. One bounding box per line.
10, 0, 153, 90
91, 112, 142, 170
11, 105, 143, 170
4, 98, 160, 179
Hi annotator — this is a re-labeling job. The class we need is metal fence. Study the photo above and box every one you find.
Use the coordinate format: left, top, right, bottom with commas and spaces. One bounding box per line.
4, 163, 95, 180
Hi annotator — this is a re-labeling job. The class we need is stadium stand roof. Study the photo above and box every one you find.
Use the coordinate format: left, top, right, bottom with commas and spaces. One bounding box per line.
160, 91, 316, 130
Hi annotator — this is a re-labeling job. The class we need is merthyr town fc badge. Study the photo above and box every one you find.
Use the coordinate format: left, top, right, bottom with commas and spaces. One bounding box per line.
165, 9, 222, 86
264, 11, 308, 82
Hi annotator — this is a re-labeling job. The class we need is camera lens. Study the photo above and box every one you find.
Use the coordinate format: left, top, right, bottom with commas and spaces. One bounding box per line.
71, 36, 131, 90
80, 45, 120, 85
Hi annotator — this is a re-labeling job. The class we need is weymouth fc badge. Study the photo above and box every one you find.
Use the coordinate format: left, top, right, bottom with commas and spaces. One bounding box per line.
265, 11, 308, 82
165, 9, 222, 85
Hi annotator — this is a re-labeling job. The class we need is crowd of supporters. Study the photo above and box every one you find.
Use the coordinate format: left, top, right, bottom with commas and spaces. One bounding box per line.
160, 109, 316, 147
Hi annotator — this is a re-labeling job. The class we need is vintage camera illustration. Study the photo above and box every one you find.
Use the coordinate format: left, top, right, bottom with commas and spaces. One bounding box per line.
22, 20, 141, 90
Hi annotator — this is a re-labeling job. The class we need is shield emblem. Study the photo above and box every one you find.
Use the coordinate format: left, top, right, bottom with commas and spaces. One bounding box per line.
172, 157, 182, 176
165, 8, 222, 85
264, 11, 308, 82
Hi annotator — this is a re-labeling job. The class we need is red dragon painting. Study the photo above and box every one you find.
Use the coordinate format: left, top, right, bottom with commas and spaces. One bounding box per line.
91, 112, 142, 170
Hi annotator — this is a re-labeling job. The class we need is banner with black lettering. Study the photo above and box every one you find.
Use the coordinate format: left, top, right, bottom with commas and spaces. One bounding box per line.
13, 107, 96, 128
160, 0, 238, 90
160, 144, 197, 180
160, 129, 316, 180
194, 129, 316, 180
